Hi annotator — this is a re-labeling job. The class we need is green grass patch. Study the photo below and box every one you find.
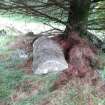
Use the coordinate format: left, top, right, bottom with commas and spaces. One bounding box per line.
0, 35, 16, 48
0, 46, 58, 105
1, 35, 105, 105
0, 63, 24, 100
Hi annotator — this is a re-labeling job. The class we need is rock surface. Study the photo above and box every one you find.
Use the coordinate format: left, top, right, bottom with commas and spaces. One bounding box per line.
32, 36, 68, 74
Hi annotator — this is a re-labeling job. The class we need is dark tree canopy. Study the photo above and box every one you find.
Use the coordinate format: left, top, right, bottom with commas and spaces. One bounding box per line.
0, 0, 105, 33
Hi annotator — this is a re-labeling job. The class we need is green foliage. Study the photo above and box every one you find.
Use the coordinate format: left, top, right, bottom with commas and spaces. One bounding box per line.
93, 97, 105, 105
0, 65, 23, 100
88, 1, 105, 31
100, 67, 105, 80
0, 35, 58, 104
0, 35, 16, 48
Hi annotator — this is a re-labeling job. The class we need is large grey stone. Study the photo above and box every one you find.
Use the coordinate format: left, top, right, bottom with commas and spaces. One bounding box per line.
32, 36, 68, 74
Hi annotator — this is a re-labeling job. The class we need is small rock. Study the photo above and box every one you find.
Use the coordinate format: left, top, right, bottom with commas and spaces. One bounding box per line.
10, 49, 29, 63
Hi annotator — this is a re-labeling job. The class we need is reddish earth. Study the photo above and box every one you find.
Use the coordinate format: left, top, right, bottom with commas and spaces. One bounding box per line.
11, 80, 43, 102
8, 36, 33, 53
17, 57, 33, 74
8, 36, 33, 74
9, 33, 101, 90
51, 31, 99, 90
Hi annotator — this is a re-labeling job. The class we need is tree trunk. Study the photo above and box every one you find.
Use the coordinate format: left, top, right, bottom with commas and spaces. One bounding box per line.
51, 0, 101, 90
64, 0, 91, 37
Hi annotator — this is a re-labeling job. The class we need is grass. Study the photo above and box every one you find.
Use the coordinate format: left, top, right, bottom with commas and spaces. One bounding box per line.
0, 64, 23, 100
0, 35, 16, 48
0, 54, 58, 105
0, 35, 58, 105
1, 35, 105, 105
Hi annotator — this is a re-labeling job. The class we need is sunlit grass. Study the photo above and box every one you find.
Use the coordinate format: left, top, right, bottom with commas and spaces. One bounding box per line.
0, 16, 65, 35
0, 59, 58, 105
0, 36, 58, 105
0, 35, 16, 48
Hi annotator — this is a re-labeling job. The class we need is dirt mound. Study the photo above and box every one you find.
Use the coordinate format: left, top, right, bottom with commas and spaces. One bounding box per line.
9, 32, 100, 81
17, 57, 33, 74
8, 36, 33, 52
8, 35, 33, 74
51, 31, 100, 90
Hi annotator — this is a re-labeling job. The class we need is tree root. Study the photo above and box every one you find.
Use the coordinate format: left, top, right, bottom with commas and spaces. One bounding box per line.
51, 31, 99, 90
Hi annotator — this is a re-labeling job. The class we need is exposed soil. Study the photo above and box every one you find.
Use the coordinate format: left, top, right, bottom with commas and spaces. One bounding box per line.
51, 31, 100, 90
11, 80, 43, 102
8, 32, 102, 86
8, 35, 33, 74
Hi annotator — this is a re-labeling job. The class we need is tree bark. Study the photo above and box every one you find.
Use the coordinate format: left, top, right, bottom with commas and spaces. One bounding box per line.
64, 0, 91, 38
